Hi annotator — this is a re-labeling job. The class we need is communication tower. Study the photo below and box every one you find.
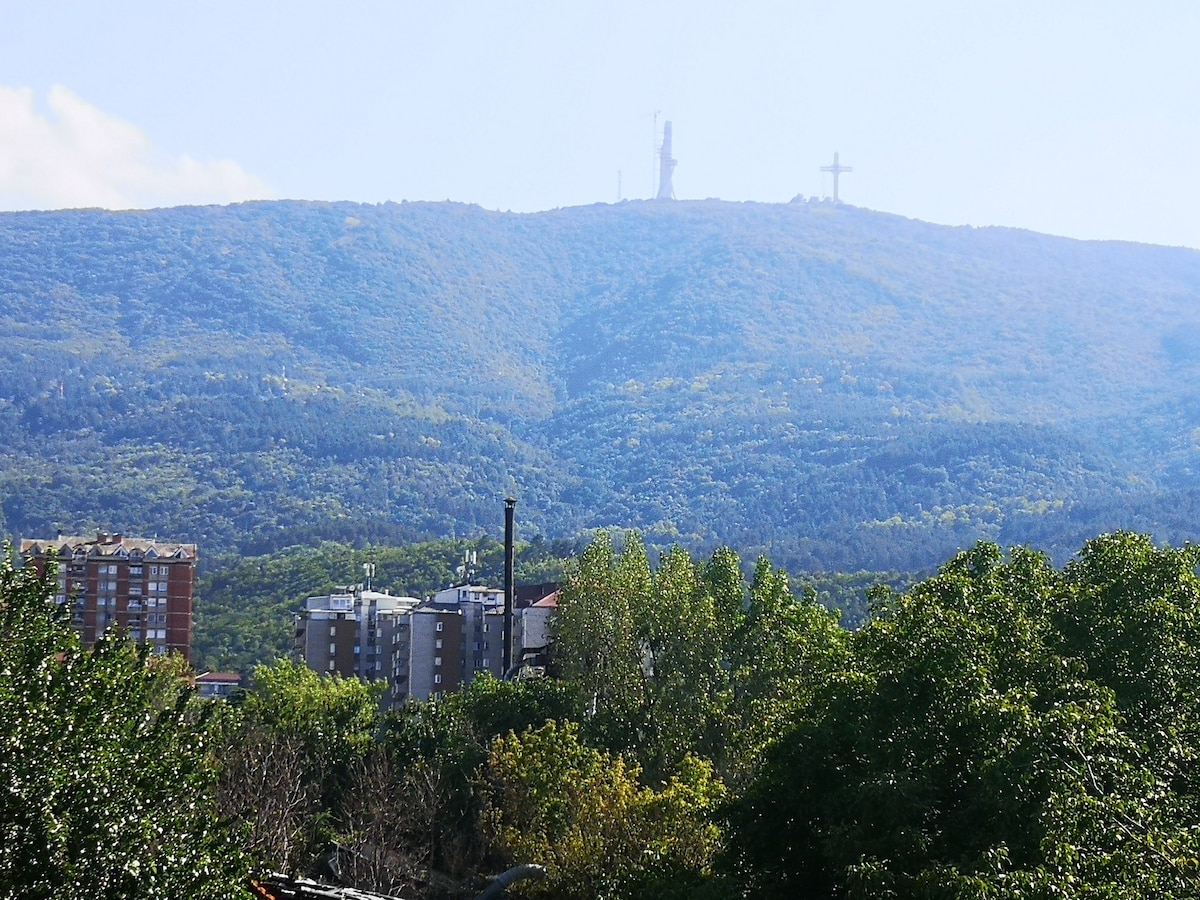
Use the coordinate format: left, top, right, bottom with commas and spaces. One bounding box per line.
656, 120, 677, 200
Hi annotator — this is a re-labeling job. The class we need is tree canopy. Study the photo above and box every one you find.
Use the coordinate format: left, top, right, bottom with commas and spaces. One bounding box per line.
724, 535, 1200, 898
0, 550, 251, 899
8, 528, 1200, 898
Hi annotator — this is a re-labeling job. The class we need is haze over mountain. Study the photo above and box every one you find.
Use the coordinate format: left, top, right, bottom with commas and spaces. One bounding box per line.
3, 198, 1200, 572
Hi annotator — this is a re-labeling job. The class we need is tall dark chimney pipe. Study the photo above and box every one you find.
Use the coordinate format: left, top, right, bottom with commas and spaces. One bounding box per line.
503, 497, 517, 675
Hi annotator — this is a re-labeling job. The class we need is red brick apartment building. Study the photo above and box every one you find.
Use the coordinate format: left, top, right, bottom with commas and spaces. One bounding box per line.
21, 532, 197, 662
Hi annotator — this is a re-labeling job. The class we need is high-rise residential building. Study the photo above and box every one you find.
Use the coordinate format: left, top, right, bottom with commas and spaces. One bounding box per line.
293, 588, 422, 710
21, 532, 198, 661
431, 583, 506, 685
293, 580, 560, 705
407, 596, 466, 702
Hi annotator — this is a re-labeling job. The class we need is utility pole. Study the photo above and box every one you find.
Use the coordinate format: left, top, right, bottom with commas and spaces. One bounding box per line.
820, 152, 853, 203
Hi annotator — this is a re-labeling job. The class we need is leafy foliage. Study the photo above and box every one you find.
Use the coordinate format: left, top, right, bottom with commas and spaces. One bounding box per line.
479, 721, 725, 900
553, 533, 848, 783
723, 535, 1200, 898
0, 550, 250, 899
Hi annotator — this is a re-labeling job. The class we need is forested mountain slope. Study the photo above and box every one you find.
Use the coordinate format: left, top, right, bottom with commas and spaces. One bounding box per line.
3, 198, 1200, 571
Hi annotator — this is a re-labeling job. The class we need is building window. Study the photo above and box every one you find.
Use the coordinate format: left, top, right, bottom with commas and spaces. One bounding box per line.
434, 657, 442, 667
436, 621, 444, 632
434, 674, 442, 685
329, 643, 337, 655
330, 626, 337, 637
435, 638, 443, 649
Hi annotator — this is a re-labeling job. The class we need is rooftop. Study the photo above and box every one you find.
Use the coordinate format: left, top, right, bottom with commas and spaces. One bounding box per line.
21, 531, 197, 560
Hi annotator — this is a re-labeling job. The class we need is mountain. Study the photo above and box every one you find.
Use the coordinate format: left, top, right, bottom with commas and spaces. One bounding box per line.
3, 198, 1200, 572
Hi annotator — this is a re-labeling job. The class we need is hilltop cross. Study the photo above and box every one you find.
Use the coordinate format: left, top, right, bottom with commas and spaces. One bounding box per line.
820, 152, 853, 203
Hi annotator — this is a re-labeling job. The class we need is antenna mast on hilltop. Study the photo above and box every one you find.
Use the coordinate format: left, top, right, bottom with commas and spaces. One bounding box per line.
652, 110, 660, 196
820, 152, 853, 203
656, 120, 677, 200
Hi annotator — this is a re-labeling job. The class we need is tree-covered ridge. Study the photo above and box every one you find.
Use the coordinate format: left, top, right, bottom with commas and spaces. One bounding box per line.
3, 200, 1200, 570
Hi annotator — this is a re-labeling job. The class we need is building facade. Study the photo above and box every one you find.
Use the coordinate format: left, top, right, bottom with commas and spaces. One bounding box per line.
293, 588, 423, 710
21, 532, 198, 661
195, 671, 243, 699
431, 584, 506, 685
407, 598, 465, 701
293, 580, 561, 704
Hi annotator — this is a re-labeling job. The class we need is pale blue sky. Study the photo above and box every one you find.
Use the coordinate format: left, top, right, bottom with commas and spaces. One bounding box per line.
1, 1, 1198, 247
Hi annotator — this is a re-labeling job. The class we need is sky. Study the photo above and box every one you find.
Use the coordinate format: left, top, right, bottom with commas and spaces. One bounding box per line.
1, 1, 1198, 248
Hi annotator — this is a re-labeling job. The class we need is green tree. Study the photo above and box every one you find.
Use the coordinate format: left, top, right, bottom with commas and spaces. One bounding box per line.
552, 531, 650, 758
479, 721, 726, 900
724, 556, 849, 775
375, 672, 583, 890
0, 551, 250, 899
554, 532, 742, 780
723, 538, 1200, 899
216, 660, 382, 876
554, 534, 847, 783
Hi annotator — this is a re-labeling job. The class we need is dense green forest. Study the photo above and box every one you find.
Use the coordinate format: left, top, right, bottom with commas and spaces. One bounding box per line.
9, 532, 1200, 898
3, 199, 1200, 575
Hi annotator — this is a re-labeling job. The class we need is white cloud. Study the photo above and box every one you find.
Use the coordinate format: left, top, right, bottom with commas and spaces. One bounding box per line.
0, 85, 272, 211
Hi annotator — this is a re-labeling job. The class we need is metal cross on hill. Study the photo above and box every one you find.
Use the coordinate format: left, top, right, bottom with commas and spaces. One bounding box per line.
820, 152, 853, 203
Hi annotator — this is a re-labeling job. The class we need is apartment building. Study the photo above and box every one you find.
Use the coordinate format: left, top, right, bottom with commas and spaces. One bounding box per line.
293, 588, 422, 710
430, 583, 506, 684
407, 597, 466, 701
21, 532, 198, 661
294, 580, 561, 705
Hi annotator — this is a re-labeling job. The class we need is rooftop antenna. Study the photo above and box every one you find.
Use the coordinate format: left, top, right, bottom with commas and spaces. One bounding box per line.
820, 152, 853, 203
656, 120, 677, 200
362, 562, 375, 591
456, 550, 477, 585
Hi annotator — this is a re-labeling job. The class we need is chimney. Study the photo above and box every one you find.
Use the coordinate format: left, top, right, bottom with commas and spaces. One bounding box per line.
503, 498, 516, 676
